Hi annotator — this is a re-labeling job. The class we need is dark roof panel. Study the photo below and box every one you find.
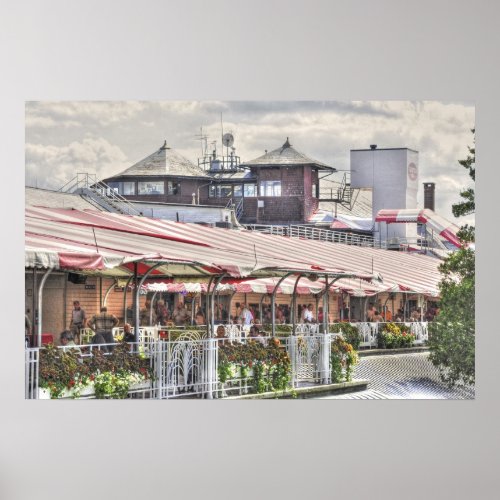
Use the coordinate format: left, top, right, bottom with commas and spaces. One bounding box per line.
111, 141, 209, 179
241, 138, 335, 170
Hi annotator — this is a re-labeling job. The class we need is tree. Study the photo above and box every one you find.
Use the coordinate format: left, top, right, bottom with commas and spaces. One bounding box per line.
428, 129, 475, 387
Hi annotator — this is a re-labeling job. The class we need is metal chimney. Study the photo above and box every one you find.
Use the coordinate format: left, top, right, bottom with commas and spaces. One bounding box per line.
423, 182, 435, 211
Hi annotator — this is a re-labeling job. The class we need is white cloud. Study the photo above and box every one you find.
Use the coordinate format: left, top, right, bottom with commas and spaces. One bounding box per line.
25, 137, 128, 189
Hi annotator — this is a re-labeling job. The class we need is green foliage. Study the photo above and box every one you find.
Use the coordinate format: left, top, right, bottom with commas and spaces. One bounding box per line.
452, 128, 475, 224
262, 324, 293, 336
428, 246, 475, 386
218, 339, 291, 393
378, 322, 415, 349
329, 323, 362, 350
330, 336, 359, 383
429, 130, 475, 387
39, 343, 152, 399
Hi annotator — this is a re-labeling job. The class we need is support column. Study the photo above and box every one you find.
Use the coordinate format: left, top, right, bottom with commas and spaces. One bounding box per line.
134, 262, 163, 343
291, 274, 304, 336
207, 274, 226, 400
122, 275, 133, 324
271, 273, 293, 337
37, 268, 52, 347
103, 279, 116, 307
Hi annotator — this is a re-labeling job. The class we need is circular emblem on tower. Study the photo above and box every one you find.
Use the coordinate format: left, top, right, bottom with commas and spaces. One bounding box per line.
408, 162, 418, 181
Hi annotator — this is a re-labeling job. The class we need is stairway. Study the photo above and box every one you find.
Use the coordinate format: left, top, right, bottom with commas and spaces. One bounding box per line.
59, 173, 141, 216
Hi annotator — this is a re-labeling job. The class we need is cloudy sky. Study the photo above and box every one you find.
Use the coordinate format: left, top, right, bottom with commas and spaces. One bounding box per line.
25, 100, 475, 225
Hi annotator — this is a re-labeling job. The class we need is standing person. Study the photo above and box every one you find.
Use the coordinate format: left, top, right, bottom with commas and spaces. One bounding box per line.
303, 304, 314, 323
140, 299, 157, 326
234, 302, 242, 321
240, 304, 254, 326
88, 306, 119, 352
173, 302, 189, 326
69, 300, 86, 344
366, 302, 376, 322
220, 304, 229, 323
155, 300, 169, 325
318, 306, 324, 324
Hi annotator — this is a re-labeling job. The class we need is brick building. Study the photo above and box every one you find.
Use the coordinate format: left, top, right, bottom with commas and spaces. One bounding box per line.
103, 138, 336, 225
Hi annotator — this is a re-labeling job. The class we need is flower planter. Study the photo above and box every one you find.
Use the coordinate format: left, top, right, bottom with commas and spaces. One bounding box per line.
37, 379, 151, 399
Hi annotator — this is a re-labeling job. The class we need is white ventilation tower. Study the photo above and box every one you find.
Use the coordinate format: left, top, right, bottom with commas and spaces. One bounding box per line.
350, 146, 419, 244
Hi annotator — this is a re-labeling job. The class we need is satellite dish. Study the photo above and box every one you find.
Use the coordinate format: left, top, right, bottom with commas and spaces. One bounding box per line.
222, 133, 234, 148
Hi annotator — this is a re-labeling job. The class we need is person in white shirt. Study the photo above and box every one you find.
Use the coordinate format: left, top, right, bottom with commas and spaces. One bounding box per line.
303, 304, 314, 323
240, 304, 254, 326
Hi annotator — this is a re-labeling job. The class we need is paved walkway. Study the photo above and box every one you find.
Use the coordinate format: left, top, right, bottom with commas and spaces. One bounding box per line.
318, 352, 475, 399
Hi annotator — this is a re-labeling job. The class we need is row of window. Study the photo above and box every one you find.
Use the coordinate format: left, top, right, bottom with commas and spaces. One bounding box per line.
209, 181, 281, 198
108, 181, 180, 196
108, 180, 317, 198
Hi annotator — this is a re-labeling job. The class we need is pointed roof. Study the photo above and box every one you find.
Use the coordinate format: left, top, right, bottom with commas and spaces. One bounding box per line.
113, 140, 209, 178
241, 138, 335, 170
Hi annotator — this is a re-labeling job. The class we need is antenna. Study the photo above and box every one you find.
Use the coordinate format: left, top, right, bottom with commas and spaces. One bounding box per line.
194, 127, 208, 157
220, 112, 224, 158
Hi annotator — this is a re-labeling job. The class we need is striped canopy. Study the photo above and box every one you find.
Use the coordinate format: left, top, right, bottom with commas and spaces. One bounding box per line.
25, 206, 441, 296
375, 208, 463, 248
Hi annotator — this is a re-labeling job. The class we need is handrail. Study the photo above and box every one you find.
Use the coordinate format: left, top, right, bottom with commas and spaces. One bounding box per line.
242, 224, 375, 247
59, 173, 141, 216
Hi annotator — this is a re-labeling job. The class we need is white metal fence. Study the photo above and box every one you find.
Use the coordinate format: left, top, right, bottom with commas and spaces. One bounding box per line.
243, 224, 375, 247
25, 322, 429, 399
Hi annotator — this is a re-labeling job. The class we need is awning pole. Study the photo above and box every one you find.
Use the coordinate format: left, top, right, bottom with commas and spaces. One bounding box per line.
103, 279, 117, 307
32, 268, 37, 347
37, 268, 52, 347
271, 273, 293, 337
150, 291, 159, 325
259, 294, 267, 325
291, 274, 304, 336
122, 275, 134, 324
206, 276, 215, 338
134, 262, 164, 343
323, 274, 329, 334
210, 275, 227, 337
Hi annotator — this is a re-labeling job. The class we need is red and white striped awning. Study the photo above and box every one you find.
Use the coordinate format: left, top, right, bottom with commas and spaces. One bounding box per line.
25, 206, 441, 296
375, 208, 463, 248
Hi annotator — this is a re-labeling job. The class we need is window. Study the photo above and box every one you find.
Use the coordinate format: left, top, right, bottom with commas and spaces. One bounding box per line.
208, 185, 232, 197
107, 181, 136, 195
138, 181, 164, 195
123, 182, 135, 195
233, 184, 243, 197
167, 181, 180, 196
243, 184, 257, 197
260, 180, 281, 197
312, 183, 317, 198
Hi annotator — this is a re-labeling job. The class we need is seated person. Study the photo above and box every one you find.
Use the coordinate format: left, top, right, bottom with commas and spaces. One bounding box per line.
372, 310, 383, 322
410, 308, 421, 322
123, 323, 135, 343
215, 325, 228, 345
60, 330, 82, 354
248, 325, 265, 344
195, 308, 205, 325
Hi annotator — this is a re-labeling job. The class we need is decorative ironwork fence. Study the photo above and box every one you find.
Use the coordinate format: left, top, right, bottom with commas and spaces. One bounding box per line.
25, 323, 429, 399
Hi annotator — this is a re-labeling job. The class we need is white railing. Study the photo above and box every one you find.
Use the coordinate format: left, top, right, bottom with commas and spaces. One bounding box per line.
243, 224, 375, 247
25, 348, 39, 399
349, 321, 429, 348
25, 323, 429, 399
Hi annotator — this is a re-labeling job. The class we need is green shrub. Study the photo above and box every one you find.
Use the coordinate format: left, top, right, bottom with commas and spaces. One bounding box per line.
329, 323, 362, 350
